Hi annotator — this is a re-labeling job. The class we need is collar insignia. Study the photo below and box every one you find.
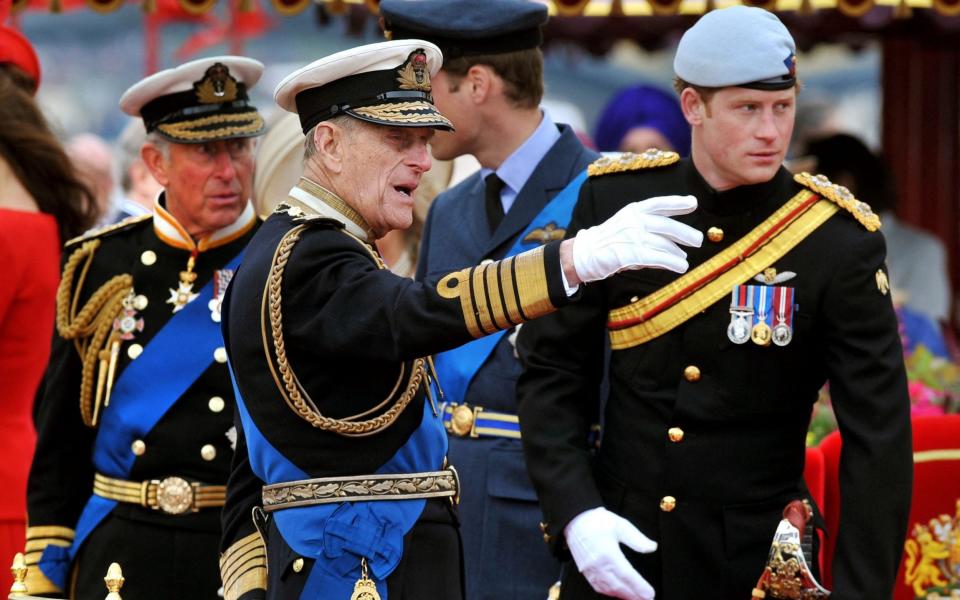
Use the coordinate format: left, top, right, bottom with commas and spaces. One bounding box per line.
396, 49, 431, 93
194, 62, 239, 104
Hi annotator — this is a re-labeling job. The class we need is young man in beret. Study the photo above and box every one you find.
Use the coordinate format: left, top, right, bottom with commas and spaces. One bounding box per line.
25, 56, 264, 599
517, 6, 912, 600
218, 39, 703, 600
377, 1, 599, 596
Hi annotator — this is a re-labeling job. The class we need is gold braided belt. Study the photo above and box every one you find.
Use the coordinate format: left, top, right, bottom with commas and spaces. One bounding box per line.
93, 473, 226, 515
261, 467, 460, 513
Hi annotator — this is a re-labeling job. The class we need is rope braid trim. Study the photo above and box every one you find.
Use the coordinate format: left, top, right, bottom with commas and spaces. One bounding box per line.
56, 240, 134, 427
260, 223, 424, 437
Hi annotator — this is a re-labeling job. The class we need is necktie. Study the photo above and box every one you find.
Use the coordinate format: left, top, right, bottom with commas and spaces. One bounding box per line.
484, 173, 505, 234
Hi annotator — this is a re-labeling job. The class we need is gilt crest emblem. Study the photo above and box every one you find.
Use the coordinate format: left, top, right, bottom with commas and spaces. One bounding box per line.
903, 499, 960, 599
396, 50, 431, 92
194, 62, 239, 104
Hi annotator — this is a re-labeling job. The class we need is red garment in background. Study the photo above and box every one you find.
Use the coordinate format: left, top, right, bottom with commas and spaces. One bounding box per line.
0, 208, 60, 591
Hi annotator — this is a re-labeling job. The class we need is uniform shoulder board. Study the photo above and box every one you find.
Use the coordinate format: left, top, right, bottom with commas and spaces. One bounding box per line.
794, 172, 881, 232
587, 149, 680, 178
64, 213, 152, 248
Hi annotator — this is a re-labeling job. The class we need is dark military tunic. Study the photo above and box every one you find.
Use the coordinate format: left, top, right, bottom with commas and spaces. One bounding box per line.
26, 200, 257, 599
220, 183, 571, 600
516, 159, 913, 600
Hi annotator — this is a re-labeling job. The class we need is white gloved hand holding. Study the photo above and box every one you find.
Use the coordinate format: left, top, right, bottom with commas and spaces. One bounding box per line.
564, 507, 658, 600
572, 195, 702, 283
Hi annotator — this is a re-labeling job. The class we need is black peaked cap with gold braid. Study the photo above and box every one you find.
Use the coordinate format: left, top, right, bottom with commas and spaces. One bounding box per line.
274, 39, 453, 134
119, 55, 265, 144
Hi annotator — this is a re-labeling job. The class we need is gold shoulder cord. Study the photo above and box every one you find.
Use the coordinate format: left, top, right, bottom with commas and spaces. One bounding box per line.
260, 224, 426, 437
56, 239, 134, 427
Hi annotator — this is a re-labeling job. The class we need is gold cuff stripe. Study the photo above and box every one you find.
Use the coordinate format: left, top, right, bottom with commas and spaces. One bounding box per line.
26, 526, 75, 542
223, 548, 266, 588
607, 191, 835, 350
513, 246, 554, 320
471, 265, 496, 335
23, 568, 62, 596
220, 533, 265, 580
484, 261, 510, 331
438, 270, 483, 338
498, 257, 523, 325
223, 566, 267, 600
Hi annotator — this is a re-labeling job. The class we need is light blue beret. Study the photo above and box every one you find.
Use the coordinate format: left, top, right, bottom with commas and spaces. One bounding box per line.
673, 6, 797, 90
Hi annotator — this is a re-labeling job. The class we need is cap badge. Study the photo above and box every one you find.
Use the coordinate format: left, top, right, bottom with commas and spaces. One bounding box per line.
194, 62, 239, 104
784, 54, 798, 78
396, 49, 431, 93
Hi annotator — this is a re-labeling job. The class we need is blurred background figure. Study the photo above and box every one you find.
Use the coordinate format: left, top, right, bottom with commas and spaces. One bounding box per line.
252, 111, 304, 219
112, 119, 162, 221
65, 133, 115, 224
0, 24, 96, 593
805, 133, 951, 327
593, 83, 690, 156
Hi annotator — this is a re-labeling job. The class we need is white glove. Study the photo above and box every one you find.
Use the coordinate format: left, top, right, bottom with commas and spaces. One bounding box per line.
572, 195, 702, 283
565, 507, 658, 600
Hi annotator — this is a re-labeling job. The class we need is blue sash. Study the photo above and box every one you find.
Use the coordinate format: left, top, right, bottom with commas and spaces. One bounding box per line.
233, 373, 447, 600
432, 169, 588, 404
39, 252, 243, 588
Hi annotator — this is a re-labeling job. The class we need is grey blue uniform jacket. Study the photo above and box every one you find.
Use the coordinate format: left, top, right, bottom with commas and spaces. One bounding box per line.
516, 160, 913, 600
416, 124, 597, 600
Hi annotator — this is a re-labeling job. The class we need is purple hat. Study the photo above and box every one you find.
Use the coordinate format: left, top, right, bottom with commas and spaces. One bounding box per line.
594, 85, 690, 157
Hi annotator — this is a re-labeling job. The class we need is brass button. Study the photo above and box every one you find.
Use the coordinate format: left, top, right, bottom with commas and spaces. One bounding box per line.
292, 558, 304, 573
200, 444, 217, 461
213, 347, 228, 364
660, 496, 677, 512
140, 250, 157, 266
539, 521, 549, 533
683, 365, 701, 382
133, 294, 149, 310
707, 227, 724, 242
542, 532, 552, 544
131, 440, 146, 456
630, 296, 639, 303
127, 343, 144, 360
208, 396, 225, 413
450, 405, 475, 437
668, 427, 685, 443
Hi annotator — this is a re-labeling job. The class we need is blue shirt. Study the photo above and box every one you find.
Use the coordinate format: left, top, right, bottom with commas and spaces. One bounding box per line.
480, 110, 561, 214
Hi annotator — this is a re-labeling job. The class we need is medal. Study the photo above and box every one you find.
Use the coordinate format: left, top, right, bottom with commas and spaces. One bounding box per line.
113, 291, 145, 340
727, 285, 753, 344
350, 558, 381, 600
751, 285, 773, 346
208, 269, 234, 323
167, 252, 200, 313
771, 286, 795, 347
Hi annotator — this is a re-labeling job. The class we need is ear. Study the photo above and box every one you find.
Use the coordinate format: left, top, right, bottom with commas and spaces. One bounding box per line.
140, 143, 170, 187
680, 87, 706, 127
312, 121, 344, 174
464, 64, 495, 104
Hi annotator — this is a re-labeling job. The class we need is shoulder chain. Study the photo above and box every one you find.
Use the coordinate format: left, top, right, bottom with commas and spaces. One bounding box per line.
261, 224, 424, 437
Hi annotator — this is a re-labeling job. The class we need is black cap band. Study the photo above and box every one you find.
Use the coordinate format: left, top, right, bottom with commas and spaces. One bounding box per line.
141, 83, 250, 133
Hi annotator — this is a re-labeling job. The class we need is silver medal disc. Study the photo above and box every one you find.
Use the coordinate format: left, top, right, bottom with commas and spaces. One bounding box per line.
727, 315, 751, 344
772, 322, 793, 347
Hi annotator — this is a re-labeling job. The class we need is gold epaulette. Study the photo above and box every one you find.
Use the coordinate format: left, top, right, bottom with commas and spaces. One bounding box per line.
220, 532, 267, 600
57, 240, 134, 427
65, 213, 152, 247
794, 172, 881, 232
587, 149, 680, 177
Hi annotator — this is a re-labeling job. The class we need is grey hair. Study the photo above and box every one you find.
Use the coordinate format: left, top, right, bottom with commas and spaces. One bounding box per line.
303, 115, 364, 163
144, 131, 171, 161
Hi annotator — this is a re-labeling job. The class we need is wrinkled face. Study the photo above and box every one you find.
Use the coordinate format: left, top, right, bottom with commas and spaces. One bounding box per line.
339, 123, 433, 238
148, 138, 255, 238
425, 70, 476, 161
694, 87, 795, 190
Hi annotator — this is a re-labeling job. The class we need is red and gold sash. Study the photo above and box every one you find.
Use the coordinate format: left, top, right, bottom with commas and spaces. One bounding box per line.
607, 189, 835, 350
